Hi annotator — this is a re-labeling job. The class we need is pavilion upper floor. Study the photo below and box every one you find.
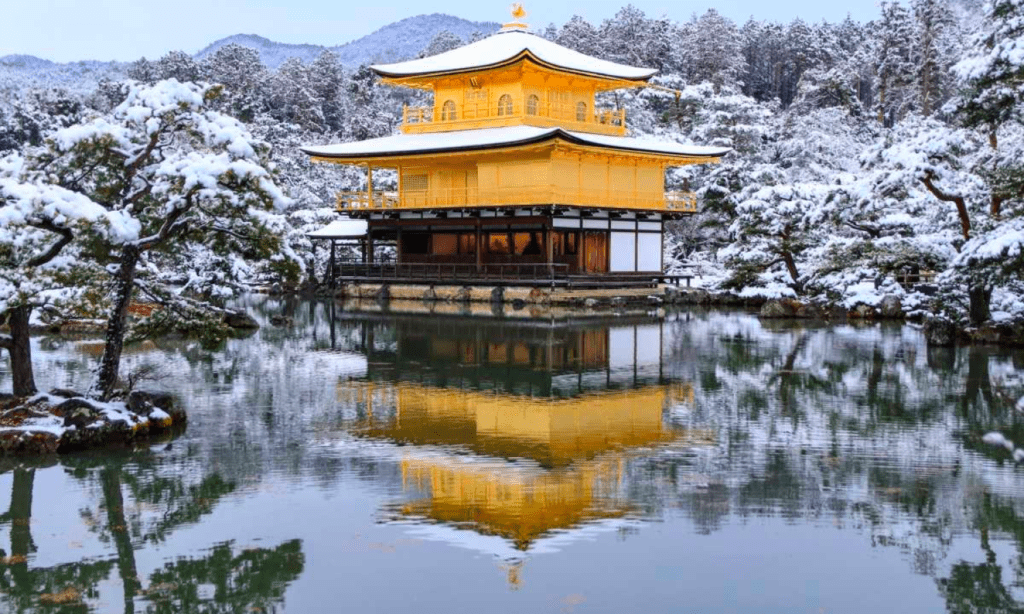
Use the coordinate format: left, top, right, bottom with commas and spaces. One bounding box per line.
302, 127, 729, 214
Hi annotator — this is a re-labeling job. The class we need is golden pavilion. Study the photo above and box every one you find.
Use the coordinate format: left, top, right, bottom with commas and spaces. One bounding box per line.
302, 7, 728, 284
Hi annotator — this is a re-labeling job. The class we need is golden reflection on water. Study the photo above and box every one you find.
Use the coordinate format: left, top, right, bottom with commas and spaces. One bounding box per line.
337, 379, 709, 586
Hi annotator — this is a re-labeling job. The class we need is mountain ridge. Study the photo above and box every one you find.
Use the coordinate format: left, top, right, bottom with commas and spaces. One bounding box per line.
1, 13, 501, 71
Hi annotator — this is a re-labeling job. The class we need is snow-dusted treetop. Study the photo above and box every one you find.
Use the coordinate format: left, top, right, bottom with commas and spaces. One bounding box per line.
302, 125, 730, 160
371, 30, 658, 82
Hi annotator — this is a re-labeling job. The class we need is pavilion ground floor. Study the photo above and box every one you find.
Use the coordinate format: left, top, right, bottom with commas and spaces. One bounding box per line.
323, 206, 684, 289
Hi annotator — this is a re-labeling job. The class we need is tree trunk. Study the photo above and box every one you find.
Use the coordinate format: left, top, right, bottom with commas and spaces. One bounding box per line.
7, 468, 34, 589
92, 245, 140, 401
2, 305, 37, 397
101, 467, 138, 614
781, 250, 801, 292
991, 195, 1004, 218
968, 284, 992, 327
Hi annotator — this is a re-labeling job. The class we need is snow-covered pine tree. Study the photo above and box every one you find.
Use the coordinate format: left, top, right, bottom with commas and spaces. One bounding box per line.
344, 66, 399, 141
19, 80, 298, 400
913, 0, 957, 116
720, 182, 834, 295
268, 58, 325, 131
677, 10, 746, 92
419, 30, 463, 58
599, 5, 673, 71
125, 58, 158, 83
953, 0, 1024, 217
308, 50, 346, 132
740, 19, 776, 102
0, 155, 122, 396
201, 44, 270, 122
954, 0, 1024, 137
874, 2, 918, 125
556, 16, 602, 57
778, 18, 823, 107
155, 50, 203, 84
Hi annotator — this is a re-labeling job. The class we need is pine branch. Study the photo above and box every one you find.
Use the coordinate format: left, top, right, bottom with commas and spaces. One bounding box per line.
24, 220, 74, 267
920, 171, 971, 240
844, 220, 882, 238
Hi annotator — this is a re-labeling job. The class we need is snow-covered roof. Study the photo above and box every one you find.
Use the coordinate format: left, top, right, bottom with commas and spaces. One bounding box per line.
371, 30, 657, 81
301, 126, 730, 161
307, 218, 368, 239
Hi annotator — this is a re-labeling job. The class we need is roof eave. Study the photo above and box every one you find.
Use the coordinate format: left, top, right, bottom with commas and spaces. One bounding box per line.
371, 51, 657, 84
301, 130, 730, 162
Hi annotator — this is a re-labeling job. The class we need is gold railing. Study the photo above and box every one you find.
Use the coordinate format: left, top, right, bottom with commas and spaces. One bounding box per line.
337, 188, 697, 213
336, 191, 400, 209
401, 102, 627, 136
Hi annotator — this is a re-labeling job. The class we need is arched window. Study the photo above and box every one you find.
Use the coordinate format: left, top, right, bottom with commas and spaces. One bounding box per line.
526, 94, 539, 115
441, 100, 457, 121
576, 101, 588, 122
497, 94, 513, 116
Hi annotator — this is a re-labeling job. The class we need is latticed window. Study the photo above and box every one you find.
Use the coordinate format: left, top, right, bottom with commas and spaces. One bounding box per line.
441, 100, 457, 121
526, 94, 539, 115
497, 94, 513, 116
576, 101, 588, 122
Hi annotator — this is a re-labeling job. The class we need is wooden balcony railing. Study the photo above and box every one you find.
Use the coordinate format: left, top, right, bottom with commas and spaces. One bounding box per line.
336, 189, 697, 213
401, 102, 627, 136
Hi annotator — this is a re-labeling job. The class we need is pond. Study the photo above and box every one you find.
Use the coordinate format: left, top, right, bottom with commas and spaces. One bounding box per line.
1, 297, 1023, 613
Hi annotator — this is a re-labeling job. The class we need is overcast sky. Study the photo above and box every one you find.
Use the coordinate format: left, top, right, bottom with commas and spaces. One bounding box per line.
0, 0, 883, 63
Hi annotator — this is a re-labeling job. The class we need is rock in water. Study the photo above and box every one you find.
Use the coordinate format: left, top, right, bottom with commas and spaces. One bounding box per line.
223, 311, 259, 329
57, 399, 101, 429
760, 300, 790, 318
879, 295, 903, 318
852, 304, 876, 318
924, 318, 957, 346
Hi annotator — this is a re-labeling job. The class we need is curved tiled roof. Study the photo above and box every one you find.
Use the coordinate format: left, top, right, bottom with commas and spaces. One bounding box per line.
371, 30, 657, 81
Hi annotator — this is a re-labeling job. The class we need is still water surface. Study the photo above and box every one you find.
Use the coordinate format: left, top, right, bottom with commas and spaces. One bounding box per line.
2, 298, 1024, 613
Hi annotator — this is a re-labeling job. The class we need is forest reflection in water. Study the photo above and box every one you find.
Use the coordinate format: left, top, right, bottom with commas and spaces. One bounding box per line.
0, 297, 1022, 613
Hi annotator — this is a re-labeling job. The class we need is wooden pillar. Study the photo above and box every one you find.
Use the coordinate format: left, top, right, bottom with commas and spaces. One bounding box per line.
367, 231, 375, 264
366, 164, 373, 207
475, 221, 482, 272
396, 226, 403, 265
311, 241, 317, 285
659, 218, 665, 274
329, 240, 336, 291
581, 230, 588, 274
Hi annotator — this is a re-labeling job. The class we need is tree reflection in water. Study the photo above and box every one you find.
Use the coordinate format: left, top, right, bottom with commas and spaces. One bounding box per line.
0, 452, 304, 613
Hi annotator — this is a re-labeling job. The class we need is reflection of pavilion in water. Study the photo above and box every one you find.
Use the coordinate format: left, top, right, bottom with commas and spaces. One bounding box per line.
335, 314, 704, 579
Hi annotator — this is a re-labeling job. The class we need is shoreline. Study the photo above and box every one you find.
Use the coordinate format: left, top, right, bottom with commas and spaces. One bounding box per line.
0, 390, 187, 457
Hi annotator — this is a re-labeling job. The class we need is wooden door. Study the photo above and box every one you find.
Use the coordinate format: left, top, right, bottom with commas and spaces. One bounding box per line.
583, 232, 608, 273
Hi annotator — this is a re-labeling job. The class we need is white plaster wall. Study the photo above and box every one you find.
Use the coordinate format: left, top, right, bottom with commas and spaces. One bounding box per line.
610, 231, 637, 272
637, 232, 661, 271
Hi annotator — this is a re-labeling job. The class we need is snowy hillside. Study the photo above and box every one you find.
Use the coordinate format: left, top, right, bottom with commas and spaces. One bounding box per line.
332, 13, 500, 67
0, 55, 126, 92
196, 14, 500, 69
195, 34, 329, 69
